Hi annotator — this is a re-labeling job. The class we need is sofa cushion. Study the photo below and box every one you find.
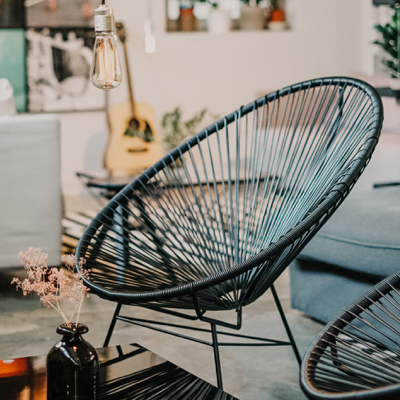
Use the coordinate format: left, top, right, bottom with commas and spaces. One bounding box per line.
290, 258, 380, 323
298, 186, 400, 278
0, 114, 61, 267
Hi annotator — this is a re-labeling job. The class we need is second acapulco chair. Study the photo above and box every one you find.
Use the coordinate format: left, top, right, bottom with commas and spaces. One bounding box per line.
301, 269, 400, 400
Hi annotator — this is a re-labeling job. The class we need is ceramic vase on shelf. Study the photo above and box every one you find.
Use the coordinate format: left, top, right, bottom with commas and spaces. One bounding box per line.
193, 1, 211, 31
219, 0, 241, 29
166, 0, 180, 31
207, 8, 231, 35
268, 8, 286, 31
239, 5, 266, 30
47, 324, 99, 400
179, 0, 196, 32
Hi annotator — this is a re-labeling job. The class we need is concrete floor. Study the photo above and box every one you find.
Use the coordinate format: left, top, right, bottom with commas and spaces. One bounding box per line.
0, 263, 323, 400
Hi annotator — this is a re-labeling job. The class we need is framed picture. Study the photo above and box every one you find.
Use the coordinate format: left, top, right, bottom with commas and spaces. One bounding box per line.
0, 0, 25, 29
26, 27, 106, 112
26, 0, 101, 28
0, 29, 27, 112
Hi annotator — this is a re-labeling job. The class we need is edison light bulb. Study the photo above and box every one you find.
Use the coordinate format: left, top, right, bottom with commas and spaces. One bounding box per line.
91, 4, 122, 91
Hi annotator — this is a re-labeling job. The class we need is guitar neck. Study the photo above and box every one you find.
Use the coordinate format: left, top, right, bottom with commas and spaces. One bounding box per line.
121, 39, 136, 118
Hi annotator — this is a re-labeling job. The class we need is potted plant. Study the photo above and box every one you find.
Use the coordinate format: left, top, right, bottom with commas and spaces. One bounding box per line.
161, 106, 217, 167
373, 7, 400, 89
239, 0, 266, 31
219, 0, 242, 29
11, 248, 98, 400
207, 1, 232, 34
179, 0, 196, 31
166, 0, 181, 31
268, 0, 286, 30
194, 0, 212, 31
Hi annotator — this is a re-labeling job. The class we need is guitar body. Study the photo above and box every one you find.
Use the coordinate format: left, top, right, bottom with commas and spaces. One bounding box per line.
105, 101, 164, 177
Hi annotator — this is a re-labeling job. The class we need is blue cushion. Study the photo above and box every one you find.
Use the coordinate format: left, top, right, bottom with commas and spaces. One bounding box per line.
290, 259, 378, 323
298, 187, 400, 277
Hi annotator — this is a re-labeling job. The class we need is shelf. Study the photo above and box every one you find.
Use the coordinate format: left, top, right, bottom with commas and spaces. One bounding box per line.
164, 27, 291, 35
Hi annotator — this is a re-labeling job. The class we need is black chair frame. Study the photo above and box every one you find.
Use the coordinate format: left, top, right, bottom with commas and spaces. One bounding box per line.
76, 77, 383, 390
103, 282, 299, 389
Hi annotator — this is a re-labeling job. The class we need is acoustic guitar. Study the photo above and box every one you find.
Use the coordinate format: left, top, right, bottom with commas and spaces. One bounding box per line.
105, 22, 164, 177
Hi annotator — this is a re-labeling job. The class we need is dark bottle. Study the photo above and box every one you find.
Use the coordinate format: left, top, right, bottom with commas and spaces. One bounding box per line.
47, 324, 99, 400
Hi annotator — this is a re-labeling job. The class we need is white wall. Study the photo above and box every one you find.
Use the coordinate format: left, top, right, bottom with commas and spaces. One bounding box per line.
61, 0, 366, 197
59, 111, 108, 197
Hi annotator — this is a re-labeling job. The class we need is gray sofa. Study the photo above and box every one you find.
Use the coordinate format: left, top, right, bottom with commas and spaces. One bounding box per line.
290, 186, 400, 323
0, 114, 62, 267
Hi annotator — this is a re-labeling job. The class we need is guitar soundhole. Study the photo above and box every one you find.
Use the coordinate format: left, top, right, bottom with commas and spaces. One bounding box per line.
129, 118, 140, 130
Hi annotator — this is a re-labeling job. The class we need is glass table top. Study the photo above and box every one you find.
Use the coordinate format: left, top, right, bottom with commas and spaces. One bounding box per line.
0, 343, 238, 399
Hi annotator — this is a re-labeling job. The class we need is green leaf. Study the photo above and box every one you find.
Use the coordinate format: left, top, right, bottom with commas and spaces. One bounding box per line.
161, 107, 217, 151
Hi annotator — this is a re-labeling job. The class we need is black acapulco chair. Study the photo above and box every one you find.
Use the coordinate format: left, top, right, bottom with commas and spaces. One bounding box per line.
301, 270, 400, 400
76, 77, 383, 389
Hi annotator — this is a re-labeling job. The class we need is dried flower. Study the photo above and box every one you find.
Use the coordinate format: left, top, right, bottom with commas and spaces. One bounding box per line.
12, 247, 90, 327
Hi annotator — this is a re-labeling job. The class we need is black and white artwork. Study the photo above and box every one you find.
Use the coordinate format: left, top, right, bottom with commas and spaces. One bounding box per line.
26, 0, 101, 28
26, 28, 106, 112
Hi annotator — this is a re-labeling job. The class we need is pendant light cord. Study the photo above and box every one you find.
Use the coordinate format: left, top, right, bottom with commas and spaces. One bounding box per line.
102, 0, 105, 4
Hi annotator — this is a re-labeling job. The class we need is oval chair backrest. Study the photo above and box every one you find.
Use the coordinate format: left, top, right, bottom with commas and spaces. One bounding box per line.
77, 77, 382, 309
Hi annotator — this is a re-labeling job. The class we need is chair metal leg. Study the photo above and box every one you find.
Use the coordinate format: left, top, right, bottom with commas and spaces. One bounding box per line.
210, 322, 223, 390
104, 303, 122, 347
270, 284, 301, 366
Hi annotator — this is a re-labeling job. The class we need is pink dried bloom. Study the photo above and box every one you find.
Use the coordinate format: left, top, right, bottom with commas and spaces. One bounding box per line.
40, 293, 59, 308
70, 280, 90, 303
12, 248, 90, 326
60, 254, 76, 269
18, 247, 48, 270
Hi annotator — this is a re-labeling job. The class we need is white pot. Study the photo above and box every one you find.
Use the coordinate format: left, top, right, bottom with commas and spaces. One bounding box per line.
218, 0, 241, 20
207, 9, 231, 35
167, 0, 180, 20
194, 2, 211, 20
239, 5, 265, 30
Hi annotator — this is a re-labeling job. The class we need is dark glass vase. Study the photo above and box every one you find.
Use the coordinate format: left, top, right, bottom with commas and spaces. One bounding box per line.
47, 323, 99, 400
